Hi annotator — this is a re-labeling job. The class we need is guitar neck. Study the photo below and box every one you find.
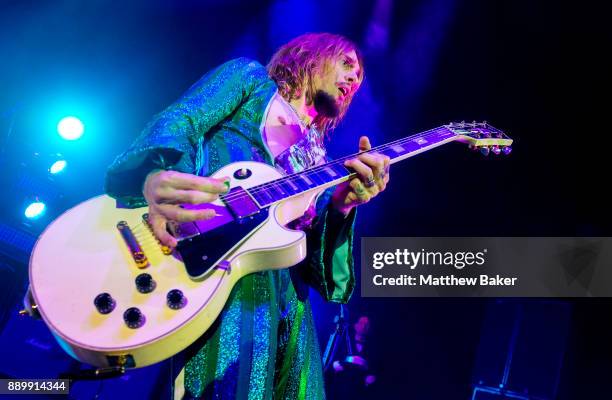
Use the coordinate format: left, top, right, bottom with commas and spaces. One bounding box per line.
244, 126, 459, 208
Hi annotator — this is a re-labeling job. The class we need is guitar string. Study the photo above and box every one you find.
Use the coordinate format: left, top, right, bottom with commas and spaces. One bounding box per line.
238, 124, 507, 201
218, 126, 448, 204
218, 127, 445, 204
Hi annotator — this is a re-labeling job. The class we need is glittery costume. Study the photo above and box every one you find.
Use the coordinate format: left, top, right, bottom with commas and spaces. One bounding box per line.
105, 58, 357, 399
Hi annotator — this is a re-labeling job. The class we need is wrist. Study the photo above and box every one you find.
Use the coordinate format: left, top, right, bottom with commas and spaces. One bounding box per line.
330, 202, 353, 219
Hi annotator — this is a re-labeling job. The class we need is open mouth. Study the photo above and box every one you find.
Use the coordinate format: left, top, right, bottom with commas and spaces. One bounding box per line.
337, 85, 348, 96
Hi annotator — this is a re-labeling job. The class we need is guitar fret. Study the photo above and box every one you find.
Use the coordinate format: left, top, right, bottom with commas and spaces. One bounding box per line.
270, 182, 285, 196
308, 171, 324, 185
295, 176, 310, 191
279, 181, 297, 196
301, 175, 314, 186
323, 166, 337, 178
285, 178, 299, 191
253, 189, 273, 206
390, 144, 405, 153
380, 147, 399, 158
242, 124, 510, 210
330, 162, 350, 177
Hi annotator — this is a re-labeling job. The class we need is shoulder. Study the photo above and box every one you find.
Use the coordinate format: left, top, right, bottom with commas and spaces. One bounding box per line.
213, 57, 270, 82
183, 57, 272, 96
224, 57, 266, 70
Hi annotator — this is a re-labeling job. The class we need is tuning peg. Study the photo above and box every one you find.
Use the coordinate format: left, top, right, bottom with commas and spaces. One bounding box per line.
502, 146, 512, 155
480, 146, 490, 156
491, 146, 501, 155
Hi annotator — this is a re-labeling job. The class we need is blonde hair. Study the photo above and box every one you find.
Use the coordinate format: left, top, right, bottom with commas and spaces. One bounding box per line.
267, 32, 364, 133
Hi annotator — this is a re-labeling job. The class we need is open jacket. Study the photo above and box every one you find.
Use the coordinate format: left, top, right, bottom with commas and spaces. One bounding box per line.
104, 58, 356, 399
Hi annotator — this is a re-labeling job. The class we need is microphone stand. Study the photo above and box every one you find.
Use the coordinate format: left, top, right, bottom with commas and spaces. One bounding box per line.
322, 304, 351, 372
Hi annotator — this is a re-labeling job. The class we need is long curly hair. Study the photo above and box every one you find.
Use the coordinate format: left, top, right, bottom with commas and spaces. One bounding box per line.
267, 33, 364, 133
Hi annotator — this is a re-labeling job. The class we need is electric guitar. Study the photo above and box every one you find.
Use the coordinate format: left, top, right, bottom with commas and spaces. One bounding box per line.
27, 122, 512, 369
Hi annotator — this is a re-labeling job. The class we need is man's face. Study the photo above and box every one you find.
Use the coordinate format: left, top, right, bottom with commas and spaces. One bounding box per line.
311, 49, 362, 116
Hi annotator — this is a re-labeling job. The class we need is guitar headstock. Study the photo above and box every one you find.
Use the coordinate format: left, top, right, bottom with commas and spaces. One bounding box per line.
445, 121, 513, 156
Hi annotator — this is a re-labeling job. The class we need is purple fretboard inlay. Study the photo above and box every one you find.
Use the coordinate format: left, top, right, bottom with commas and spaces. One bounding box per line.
248, 126, 456, 208
378, 127, 454, 160
250, 161, 349, 207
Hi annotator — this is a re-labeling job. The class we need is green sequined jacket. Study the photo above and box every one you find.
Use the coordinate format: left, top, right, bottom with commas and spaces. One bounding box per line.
105, 58, 357, 399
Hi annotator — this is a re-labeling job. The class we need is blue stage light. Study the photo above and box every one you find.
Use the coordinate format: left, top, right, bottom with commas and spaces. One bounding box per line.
24, 202, 46, 219
49, 159, 67, 174
57, 116, 84, 140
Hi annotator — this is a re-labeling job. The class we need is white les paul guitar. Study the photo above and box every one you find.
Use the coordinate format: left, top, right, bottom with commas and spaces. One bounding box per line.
27, 122, 512, 370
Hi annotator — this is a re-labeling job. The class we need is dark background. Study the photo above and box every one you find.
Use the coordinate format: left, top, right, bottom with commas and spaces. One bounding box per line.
1, 0, 610, 398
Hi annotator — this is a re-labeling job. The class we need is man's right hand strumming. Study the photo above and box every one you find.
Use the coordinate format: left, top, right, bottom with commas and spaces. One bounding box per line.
143, 170, 230, 248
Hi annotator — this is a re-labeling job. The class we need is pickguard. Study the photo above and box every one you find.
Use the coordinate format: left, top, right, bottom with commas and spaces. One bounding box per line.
176, 208, 270, 279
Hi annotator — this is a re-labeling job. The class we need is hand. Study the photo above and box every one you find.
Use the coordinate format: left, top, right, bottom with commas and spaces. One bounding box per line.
143, 170, 229, 247
331, 136, 390, 216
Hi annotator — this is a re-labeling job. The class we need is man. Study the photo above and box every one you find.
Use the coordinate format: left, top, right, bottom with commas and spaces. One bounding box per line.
105, 32, 389, 399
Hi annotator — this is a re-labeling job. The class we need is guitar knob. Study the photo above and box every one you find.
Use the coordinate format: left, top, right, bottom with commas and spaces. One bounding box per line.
135, 273, 156, 294
491, 146, 501, 155
502, 146, 512, 155
123, 307, 146, 329
479, 146, 490, 156
233, 168, 252, 180
94, 293, 116, 314
167, 289, 187, 310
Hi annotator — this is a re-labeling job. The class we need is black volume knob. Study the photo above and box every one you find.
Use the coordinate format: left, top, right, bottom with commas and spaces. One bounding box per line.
123, 307, 146, 329
94, 293, 116, 314
135, 273, 156, 294
166, 289, 187, 310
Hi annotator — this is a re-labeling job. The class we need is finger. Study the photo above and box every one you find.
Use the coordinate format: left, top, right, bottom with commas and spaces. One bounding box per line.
359, 136, 371, 152
382, 156, 390, 188
358, 153, 385, 183
349, 178, 371, 203
382, 156, 390, 177
344, 158, 375, 186
157, 204, 217, 223
149, 212, 177, 248
156, 189, 220, 205
161, 171, 230, 194
372, 156, 389, 188
346, 191, 358, 205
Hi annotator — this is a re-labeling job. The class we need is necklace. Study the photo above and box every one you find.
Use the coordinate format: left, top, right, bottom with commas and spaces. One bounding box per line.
283, 96, 313, 131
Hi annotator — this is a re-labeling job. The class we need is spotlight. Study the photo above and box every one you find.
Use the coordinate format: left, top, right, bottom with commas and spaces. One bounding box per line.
24, 201, 46, 219
49, 159, 67, 174
57, 116, 84, 140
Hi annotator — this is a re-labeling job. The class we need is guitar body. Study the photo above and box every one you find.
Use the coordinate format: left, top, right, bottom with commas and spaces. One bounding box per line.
29, 161, 323, 368
27, 122, 512, 369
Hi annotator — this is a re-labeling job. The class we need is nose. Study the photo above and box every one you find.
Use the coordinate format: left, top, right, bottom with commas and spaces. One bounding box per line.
344, 70, 360, 87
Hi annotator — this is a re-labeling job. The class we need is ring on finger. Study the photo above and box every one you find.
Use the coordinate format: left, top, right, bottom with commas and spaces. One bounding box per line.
365, 175, 376, 188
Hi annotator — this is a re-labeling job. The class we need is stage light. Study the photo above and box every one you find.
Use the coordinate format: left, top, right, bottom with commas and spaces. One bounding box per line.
57, 116, 84, 140
49, 159, 67, 174
24, 201, 46, 219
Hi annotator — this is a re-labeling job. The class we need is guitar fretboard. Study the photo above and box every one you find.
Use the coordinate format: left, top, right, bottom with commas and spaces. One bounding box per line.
243, 126, 457, 208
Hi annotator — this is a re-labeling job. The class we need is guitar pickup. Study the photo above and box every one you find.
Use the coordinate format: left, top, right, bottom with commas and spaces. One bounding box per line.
116, 221, 149, 268
223, 187, 261, 220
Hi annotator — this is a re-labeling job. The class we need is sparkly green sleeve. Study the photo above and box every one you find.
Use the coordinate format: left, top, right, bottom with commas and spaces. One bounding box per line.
104, 57, 269, 207
304, 187, 357, 303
